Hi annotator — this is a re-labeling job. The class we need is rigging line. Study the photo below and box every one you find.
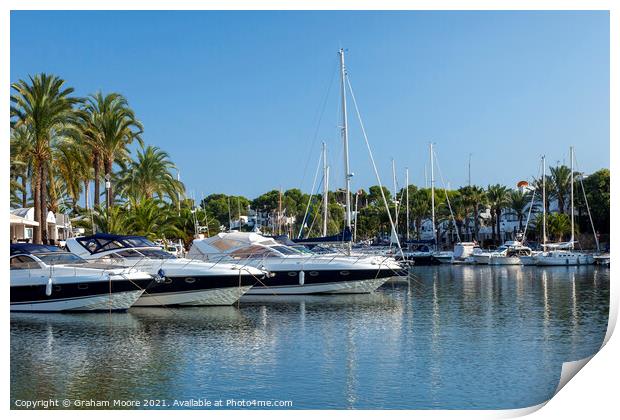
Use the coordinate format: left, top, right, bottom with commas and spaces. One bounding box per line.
574, 156, 600, 252
297, 148, 324, 238
345, 75, 403, 256
522, 158, 542, 239
432, 148, 461, 243
305, 195, 322, 238
298, 59, 339, 191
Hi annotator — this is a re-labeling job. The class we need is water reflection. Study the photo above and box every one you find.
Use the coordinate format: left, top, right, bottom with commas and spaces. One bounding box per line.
11, 266, 609, 409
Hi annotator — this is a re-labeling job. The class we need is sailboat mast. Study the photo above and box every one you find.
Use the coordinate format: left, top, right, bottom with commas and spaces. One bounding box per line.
322, 142, 329, 237
339, 48, 352, 231
542, 155, 547, 249
278, 187, 282, 236
468, 153, 472, 187
392, 159, 398, 234
570, 146, 575, 248
430, 143, 436, 246
406, 167, 410, 241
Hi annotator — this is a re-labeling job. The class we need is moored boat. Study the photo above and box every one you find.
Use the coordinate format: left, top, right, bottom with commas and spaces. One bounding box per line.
10, 244, 151, 312
66, 233, 264, 306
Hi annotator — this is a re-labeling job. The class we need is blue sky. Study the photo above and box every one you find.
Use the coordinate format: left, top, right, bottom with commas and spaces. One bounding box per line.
11, 10, 610, 199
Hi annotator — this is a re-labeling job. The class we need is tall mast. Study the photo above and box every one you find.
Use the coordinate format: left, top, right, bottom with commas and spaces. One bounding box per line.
468, 153, 472, 187
278, 187, 282, 235
542, 155, 547, 249
339, 48, 352, 232
570, 146, 575, 248
392, 159, 398, 235
406, 167, 410, 241
322, 142, 329, 237
430, 143, 436, 246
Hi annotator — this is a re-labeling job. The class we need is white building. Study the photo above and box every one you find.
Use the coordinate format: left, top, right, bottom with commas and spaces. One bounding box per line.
9, 208, 72, 244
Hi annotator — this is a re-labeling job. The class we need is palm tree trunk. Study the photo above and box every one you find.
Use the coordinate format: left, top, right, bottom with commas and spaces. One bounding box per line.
20, 175, 27, 208
105, 158, 113, 208
491, 214, 496, 244
93, 153, 100, 207
33, 162, 42, 244
40, 162, 48, 244
496, 209, 502, 244
84, 180, 90, 210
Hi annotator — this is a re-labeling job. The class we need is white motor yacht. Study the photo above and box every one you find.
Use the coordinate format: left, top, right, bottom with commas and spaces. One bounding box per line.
488, 241, 532, 265
188, 232, 403, 295
66, 233, 265, 306
10, 243, 151, 312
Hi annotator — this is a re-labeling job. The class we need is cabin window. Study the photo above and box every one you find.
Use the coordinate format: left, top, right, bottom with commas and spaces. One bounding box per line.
288, 272, 297, 277
185, 277, 196, 284
10, 256, 40, 270
339, 271, 350, 276
309, 271, 319, 276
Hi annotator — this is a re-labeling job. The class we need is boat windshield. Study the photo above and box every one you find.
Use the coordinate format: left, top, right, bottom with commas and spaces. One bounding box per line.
136, 249, 177, 259
36, 252, 87, 265
270, 245, 303, 255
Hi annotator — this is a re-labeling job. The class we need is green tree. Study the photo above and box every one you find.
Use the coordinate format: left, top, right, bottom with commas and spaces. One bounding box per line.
80, 92, 143, 208
117, 145, 185, 204
507, 189, 531, 232
11, 73, 81, 243
486, 184, 510, 244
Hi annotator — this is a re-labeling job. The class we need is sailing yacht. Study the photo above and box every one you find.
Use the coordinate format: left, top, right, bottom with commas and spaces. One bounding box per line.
10, 243, 152, 312
534, 147, 595, 266
66, 233, 264, 305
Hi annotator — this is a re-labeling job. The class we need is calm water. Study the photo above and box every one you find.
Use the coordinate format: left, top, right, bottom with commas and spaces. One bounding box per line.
11, 265, 609, 409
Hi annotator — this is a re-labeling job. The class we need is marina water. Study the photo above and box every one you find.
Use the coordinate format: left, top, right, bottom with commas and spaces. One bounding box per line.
11, 265, 609, 409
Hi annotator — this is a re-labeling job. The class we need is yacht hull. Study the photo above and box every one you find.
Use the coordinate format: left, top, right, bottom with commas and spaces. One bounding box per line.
396, 254, 440, 266
520, 256, 538, 266
246, 278, 388, 295
473, 255, 491, 265
10, 290, 144, 312
489, 256, 523, 265
535, 255, 595, 266
135, 285, 253, 306
135, 274, 257, 306
245, 268, 395, 295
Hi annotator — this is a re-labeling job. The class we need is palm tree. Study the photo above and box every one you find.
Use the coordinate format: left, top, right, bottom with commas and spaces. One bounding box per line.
460, 185, 487, 241
11, 74, 81, 243
117, 145, 185, 204
507, 189, 531, 232
408, 188, 431, 240
531, 175, 554, 214
80, 92, 143, 209
91, 205, 128, 235
10, 126, 33, 208
546, 213, 572, 242
549, 165, 571, 214
486, 184, 510, 244
126, 198, 183, 240
54, 138, 91, 211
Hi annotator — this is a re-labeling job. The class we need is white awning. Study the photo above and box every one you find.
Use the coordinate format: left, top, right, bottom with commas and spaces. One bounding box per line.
10, 213, 39, 227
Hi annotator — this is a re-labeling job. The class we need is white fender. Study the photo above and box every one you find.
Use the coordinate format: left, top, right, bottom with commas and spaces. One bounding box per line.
299, 270, 305, 286
46, 277, 53, 296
